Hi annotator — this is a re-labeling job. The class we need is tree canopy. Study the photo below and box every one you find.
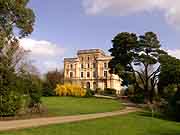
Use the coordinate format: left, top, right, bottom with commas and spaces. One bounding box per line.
109, 32, 167, 103
0, 0, 36, 116
159, 54, 180, 92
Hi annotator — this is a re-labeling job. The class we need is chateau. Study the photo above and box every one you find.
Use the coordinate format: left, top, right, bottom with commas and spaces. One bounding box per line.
64, 49, 123, 93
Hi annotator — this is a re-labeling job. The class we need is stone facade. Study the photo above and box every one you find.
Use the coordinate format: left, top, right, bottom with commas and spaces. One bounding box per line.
64, 49, 123, 93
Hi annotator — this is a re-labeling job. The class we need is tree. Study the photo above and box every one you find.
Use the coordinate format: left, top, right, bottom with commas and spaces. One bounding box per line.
158, 55, 180, 121
109, 32, 166, 103
159, 55, 180, 96
0, 0, 35, 116
0, 0, 35, 69
43, 69, 64, 96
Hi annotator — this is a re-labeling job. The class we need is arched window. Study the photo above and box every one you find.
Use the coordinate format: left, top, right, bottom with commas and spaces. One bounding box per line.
70, 72, 73, 78
86, 82, 90, 89
70, 64, 73, 69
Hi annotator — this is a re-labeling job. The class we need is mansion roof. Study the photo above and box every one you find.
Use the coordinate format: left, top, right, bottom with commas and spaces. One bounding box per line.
77, 49, 106, 56
64, 49, 112, 62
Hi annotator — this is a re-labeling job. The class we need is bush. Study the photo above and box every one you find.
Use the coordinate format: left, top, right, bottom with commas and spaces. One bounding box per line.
104, 88, 116, 95
0, 91, 22, 116
166, 89, 180, 121
55, 84, 86, 97
85, 89, 95, 97
21, 74, 42, 108
0, 67, 43, 116
126, 85, 145, 103
0, 68, 23, 116
28, 81, 42, 108
129, 93, 145, 103
95, 88, 103, 95
42, 82, 55, 97
126, 85, 135, 95
162, 84, 177, 99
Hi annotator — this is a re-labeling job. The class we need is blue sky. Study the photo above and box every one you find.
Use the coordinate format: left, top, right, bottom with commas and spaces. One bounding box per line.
20, 0, 180, 73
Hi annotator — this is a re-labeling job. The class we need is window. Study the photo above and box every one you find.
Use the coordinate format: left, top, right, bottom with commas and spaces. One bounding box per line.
87, 72, 90, 78
88, 56, 90, 61
81, 72, 84, 78
104, 63, 107, 69
93, 63, 96, 68
93, 71, 96, 78
81, 64, 84, 69
70, 72, 73, 78
87, 63, 90, 68
86, 82, 90, 89
104, 71, 108, 78
70, 64, 73, 69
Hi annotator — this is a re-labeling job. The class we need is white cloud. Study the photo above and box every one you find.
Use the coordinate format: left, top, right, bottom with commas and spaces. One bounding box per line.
19, 38, 66, 73
168, 49, 180, 59
83, 0, 180, 29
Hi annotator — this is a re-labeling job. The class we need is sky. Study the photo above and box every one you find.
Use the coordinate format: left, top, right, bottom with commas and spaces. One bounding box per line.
20, 0, 180, 73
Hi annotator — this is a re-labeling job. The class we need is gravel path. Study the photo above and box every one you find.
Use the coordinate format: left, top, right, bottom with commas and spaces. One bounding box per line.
0, 107, 138, 131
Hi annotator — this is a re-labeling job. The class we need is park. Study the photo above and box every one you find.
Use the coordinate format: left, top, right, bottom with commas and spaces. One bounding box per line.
0, 0, 180, 135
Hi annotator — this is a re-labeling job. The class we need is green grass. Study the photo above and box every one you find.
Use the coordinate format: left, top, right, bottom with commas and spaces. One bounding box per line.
42, 97, 123, 116
1, 112, 180, 135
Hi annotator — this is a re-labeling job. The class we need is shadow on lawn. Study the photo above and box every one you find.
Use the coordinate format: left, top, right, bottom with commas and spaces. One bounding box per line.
150, 130, 180, 135
137, 112, 180, 135
137, 111, 171, 121
149, 128, 180, 135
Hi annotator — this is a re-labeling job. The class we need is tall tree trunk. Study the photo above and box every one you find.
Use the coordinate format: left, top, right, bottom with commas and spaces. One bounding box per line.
144, 64, 151, 103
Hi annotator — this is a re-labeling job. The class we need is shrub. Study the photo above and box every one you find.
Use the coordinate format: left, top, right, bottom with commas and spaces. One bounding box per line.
55, 84, 86, 97
95, 88, 103, 94
85, 89, 95, 97
126, 85, 135, 95
165, 89, 180, 121
0, 91, 22, 116
0, 67, 43, 116
0, 68, 23, 116
126, 85, 145, 103
162, 84, 177, 99
28, 81, 42, 108
21, 74, 42, 108
42, 81, 55, 97
129, 93, 145, 103
104, 88, 117, 95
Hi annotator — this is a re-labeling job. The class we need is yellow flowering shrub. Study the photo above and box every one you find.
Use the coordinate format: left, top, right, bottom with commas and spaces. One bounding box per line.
55, 84, 86, 97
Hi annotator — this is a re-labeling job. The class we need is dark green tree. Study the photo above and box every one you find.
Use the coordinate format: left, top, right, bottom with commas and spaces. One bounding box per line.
109, 32, 166, 103
158, 55, 180, 121
0, 0, 35, 116
43, 69, 64, 96
159, 55, 180, 92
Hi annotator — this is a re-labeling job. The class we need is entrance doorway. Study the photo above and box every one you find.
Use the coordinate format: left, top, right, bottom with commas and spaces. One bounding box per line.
86, 82, 90, 89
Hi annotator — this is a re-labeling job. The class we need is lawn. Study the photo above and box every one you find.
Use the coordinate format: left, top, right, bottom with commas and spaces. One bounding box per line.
1, 112, 180, 135
42, 97, 123, 116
